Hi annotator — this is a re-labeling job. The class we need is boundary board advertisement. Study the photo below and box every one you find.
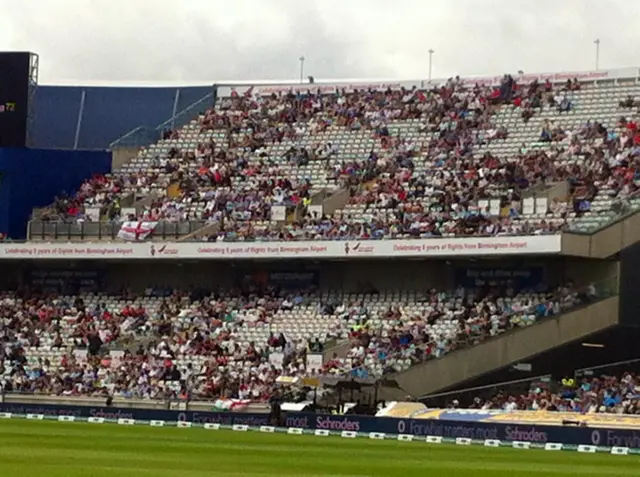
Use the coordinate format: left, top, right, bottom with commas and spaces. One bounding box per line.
284, 413, 640, 449
0, 402, 270, 427
3, 403, 640, 449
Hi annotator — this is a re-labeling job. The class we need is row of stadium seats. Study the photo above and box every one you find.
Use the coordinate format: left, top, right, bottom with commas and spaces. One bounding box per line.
28, 74, 640, 241
463, 372, 640, 415
0, 280, 595, 399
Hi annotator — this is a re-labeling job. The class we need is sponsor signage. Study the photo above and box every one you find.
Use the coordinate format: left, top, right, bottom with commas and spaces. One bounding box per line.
454, 267, 544, 290
27, 268, 105, 293
216, 67, 640, 98
406, 408, 640, 430
0, 235, 562, 260
450, 68, 639, 87
283, 413, 640, 448
0, 403, 270, 427
3, 402, 640, 448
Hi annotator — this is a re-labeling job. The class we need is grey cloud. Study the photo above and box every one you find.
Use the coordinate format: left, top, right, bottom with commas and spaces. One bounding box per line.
0, 0, 638, 84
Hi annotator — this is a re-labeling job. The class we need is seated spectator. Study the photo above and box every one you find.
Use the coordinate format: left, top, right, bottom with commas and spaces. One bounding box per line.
557, 95, 572, 113
620, 96, 637, 108
467, 371, 640, 415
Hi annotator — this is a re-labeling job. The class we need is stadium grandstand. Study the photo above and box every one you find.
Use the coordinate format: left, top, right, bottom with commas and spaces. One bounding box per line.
3, 52, 640, 464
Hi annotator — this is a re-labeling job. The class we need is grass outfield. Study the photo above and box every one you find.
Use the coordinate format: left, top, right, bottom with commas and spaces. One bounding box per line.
0, 420, 639, 476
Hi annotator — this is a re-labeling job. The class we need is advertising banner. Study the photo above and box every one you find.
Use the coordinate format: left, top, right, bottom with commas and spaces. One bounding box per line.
27, 268, 105, 293
243, 270, 319, 289
283, 413, 640, 449
0, 402, 271, 427
454, 267, 544, 290
216, 67, 640, 99
449, 67, 639, 88
3, 402, 640, 449
0, 235, 562, 260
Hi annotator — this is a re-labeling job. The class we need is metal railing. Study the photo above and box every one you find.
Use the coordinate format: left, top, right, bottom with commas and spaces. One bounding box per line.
27, 220, 208, 241
108, 126, 162, 149
109, 90, 215, 149
157, 91, 215, 133
575, 357, 640, 379
420, 373, 553, 406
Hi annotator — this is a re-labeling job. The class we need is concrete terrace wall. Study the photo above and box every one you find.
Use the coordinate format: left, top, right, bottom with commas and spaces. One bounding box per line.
562, 209, 640, 259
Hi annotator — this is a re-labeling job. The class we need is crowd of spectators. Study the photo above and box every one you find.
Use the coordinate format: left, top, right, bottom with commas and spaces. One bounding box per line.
466, 372, 640, 415
31, 74, 640, 241
0, 288, 309, 400
330, 282, 597, 378
0, 278, 596, 401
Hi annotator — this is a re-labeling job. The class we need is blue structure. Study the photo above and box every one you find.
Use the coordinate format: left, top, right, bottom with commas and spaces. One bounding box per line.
0, 82, 214, 238
32, 85, 213, 150
0, 148, 111, 238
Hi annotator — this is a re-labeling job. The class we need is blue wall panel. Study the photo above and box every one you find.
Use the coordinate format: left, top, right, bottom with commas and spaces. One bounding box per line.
33, 85, 212, 150
32, 87, 82, 150
0, 148, 111, 238
78, 87, 175, 150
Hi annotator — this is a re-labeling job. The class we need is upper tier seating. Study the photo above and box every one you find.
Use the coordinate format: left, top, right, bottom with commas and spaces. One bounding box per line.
28, 74, 640, 241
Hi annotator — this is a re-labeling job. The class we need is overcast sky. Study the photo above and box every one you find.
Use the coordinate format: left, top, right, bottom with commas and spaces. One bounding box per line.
0, 0, 636, 85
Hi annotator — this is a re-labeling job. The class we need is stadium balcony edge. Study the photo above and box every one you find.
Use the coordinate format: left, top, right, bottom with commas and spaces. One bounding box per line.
390, 296, 619, 399
562, 209, 640, 259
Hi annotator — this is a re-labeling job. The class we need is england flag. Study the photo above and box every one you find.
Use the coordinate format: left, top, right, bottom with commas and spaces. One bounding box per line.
117, 221, 158, 241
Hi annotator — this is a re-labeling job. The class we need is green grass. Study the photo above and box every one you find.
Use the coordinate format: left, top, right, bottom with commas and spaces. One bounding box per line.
0, 420, 639, 476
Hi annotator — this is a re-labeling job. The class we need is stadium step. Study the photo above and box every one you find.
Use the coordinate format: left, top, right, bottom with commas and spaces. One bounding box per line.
110, 146, 145, 170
